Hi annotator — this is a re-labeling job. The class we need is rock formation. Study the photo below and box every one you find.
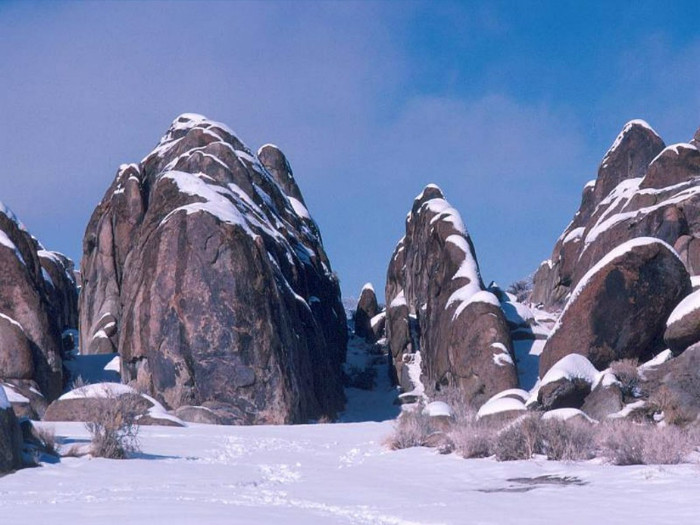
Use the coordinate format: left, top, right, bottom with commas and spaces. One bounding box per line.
0, 390, 22, 473
532, 121, 700, 309
79, 113, 347, 424
385, 185, 517, 406
354, 283, 379, 341
539, 238, 690, 375
0, 202, 78, 402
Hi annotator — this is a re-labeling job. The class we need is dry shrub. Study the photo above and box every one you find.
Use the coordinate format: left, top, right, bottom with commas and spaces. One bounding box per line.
610, 359, 640, 397
32, 425, 58, 457
493, 415, 542, 461
383, 410, 436, 450
647, 385, 695, 425
449, 418, 495, 458
599, 420, 695, 465
539, 418, 596, 461
85, 393, 142, 459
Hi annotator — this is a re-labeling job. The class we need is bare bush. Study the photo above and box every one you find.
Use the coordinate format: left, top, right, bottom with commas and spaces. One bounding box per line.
32, 425, 58, 457
493, 415, 542, 461
647, 385, 694, 426
610, 359, 641, 397
449, 419, 495, 458
383, 410, 435, 450
599, 420, 695, 465
507, 278, 532, 303
85, 393, 142, 459
539, 418, 596, 461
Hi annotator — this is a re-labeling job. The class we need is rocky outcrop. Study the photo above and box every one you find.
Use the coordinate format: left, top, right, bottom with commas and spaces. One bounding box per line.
354, 283, 379, 340
532, 121, 700, 309
664, 289, 700, 353
385, 185, 517, 406
79, 114, 347, 424
0, 391, 22, 473
0, 203, 78, 401
539, 238, 690, 376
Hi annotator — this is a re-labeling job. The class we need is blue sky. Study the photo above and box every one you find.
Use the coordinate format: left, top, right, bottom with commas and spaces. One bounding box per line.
1, 1, 699, 301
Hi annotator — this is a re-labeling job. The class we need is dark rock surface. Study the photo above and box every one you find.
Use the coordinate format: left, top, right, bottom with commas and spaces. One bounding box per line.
385, 185, 517, 406
539, 238, 690, 376
581, 382, 624, 420
664, 289, 700, 353
532, 121, 700, 309
0, 395, 22, 473
79, 114, 347, 424
354, 284, 379, 341
0, 203, 78, 401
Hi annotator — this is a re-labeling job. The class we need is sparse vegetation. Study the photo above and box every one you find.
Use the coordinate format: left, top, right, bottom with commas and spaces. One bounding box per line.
610, 359, 641, 397
507, 278, 533, 303
384, 401, 700, 465
85, 393, 142, 459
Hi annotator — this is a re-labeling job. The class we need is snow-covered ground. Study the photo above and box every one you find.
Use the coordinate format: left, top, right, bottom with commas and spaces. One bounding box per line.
3, 334, 700, 524
3, 421, 700, 524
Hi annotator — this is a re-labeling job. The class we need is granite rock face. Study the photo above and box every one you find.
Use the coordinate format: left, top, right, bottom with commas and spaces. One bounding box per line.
80, 114, 347, 424
0, 203, 78, 401
354, 283, 379, 341
532, 121, 700, 309
385, 185, 517, 406
539, 238, 690, 376
0, 393, 22, 473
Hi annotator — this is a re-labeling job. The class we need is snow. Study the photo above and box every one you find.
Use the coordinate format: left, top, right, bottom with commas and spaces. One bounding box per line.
361, 282, 375, 293
501, 300, 535, 326
0, 312, 24, 332
389, 290, 406, 309
601, 119, 659, 167
477, 396, 526, 418
370, 312, 386, 329
1, 384, 30, 404
0, 229, 26, 265
58, 383, 137, 401
667, 288, 700, 326
0, 387, 9, 410
540, 354, 599, 388
422, 401, 453, 418
288, 197, 311, 220
492, 342, 514, 367
104, 355, 121, 373
448, 290, 499, 321
608, 400, 646, 420
483, 388, 530, 404
551, 238, 677, 338
0, 201, 27, 231
542, 408, 596, 423
563, 227, 585, 244
640, 349, 673, 370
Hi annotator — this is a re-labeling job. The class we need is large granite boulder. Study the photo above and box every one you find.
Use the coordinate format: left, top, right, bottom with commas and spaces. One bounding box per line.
0, 390, 22, 473
540, 238, 690, 376
532, 121, 700, 309
385, 185, 517, 406
0, 203, 78, 401
79, 114, 347, 424
354, 283, 379, 340
664, 288, 700, 353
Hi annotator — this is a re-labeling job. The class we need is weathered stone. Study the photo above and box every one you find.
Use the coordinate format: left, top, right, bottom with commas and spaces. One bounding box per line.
174, 405, 223, 425
664, 288, 700, 353
581, 383, 624, 420
0, 204, 78, 400
538, 378, 591, 411
354, 283, 379, 340
385, 185, 517, 406
540, 238, 691, 375
640, 143, 700, 190
80, 114, 346, 424
0, 397, 23, 473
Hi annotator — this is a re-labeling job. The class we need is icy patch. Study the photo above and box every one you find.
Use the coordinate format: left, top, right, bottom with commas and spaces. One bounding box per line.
667, 289, 700, 326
